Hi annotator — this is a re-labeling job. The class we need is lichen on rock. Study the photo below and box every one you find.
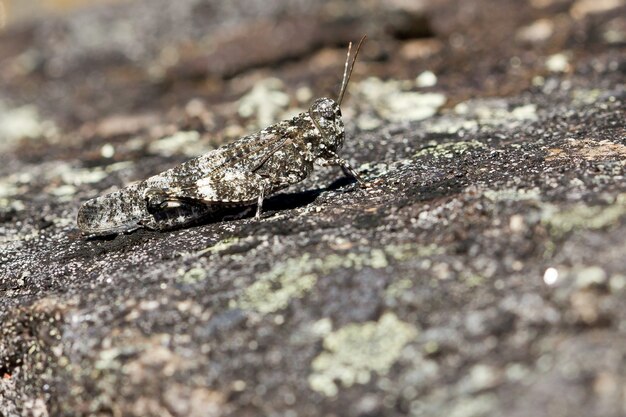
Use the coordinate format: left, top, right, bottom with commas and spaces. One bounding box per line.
308, 312, 418, 396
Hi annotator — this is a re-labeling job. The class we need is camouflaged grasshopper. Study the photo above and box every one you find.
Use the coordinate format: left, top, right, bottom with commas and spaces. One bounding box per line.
77, 36, 367, 236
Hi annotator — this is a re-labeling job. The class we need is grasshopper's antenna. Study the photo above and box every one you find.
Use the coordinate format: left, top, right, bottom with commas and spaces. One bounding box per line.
337, 35, 367, 106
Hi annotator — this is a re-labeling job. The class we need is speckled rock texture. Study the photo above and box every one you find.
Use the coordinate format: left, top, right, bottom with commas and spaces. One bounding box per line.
1, 0, 625, 416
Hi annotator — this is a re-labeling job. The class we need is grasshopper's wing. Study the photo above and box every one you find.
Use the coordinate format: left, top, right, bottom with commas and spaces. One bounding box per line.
154, 123, 293, 186
155, 121, 302, 204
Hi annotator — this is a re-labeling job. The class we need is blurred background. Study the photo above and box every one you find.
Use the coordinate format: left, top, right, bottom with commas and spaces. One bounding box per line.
2, 0, 622, 137
1, 0, 120, 25
0, 0, 623, 165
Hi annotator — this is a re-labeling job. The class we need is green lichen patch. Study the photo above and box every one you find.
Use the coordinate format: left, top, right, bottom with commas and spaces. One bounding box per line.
571, 88, 602, 107
463, 273, 485, 288
385, 243, 444, 262
230, 254, 319, 314
384, 278, 413, 300
177, 267, 208, 284
231, 245, 444, 315
542, 194, 626, 236
196, 237, 241, 256
308, 312, 418, 397
232, 272, 316, 314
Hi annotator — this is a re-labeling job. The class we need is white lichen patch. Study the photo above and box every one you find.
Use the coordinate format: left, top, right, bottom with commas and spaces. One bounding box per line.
416, 70, 437, 88
354, 77, 446, 126
308, 312, 418, 397
423, 98, 538, 135
542, 194, 626, 236
57, 166, 108, 186
238, 77, 290, 128
101, 143, 115, 158
545, 53, 571, 72
0, 173, 29, 216
570, 0, 624, 19
415, 140, 487, 159
52, 216, 75, 228
508, 104, 539, 121
295, 86, 313, 103
454, 99, 538, 126
0, 175, 22, 198
571, 88, 603, 107
42, 162, 132, 201
357, 160, 412, 180
482, 187, 542, 202
0, 101, 58, 152
49, 184, 77, 200
422, 116, 479, 134
604, 21, 626, 45
0, 197, 25, 212
148, 131, 206, 157
383, 92, 446, 122
355, 113, 384, 131
516, 18, 555, 44
356, 77, 413, 99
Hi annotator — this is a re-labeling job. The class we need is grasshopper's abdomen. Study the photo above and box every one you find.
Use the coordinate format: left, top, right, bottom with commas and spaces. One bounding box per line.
77, 184, 149, 235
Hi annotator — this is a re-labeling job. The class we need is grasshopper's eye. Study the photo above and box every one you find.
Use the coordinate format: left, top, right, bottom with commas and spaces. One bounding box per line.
310, 97, 341, 126
322, 108, 335, 120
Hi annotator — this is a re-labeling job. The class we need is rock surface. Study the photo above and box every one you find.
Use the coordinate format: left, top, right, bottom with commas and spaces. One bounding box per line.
1, 0, 625, 416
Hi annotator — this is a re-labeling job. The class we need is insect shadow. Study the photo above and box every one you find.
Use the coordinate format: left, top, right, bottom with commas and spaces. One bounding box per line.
263, 175, 357, 213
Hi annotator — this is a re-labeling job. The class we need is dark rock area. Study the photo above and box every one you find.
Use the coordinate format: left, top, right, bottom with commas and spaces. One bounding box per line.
1, 0, 625, 416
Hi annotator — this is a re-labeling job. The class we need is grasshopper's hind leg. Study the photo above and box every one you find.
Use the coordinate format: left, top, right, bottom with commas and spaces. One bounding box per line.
141, 187, 214, 231
255, 179, 272, 219
145, 188, 175, 214
193, 169, 272, 220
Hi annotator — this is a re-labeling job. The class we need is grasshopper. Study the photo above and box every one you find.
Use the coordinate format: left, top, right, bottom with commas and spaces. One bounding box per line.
77, 36, 367, 236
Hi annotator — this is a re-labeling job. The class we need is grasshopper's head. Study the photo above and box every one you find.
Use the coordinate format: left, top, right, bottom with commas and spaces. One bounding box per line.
308, 97, 345, 153
307, 36, 366, 156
